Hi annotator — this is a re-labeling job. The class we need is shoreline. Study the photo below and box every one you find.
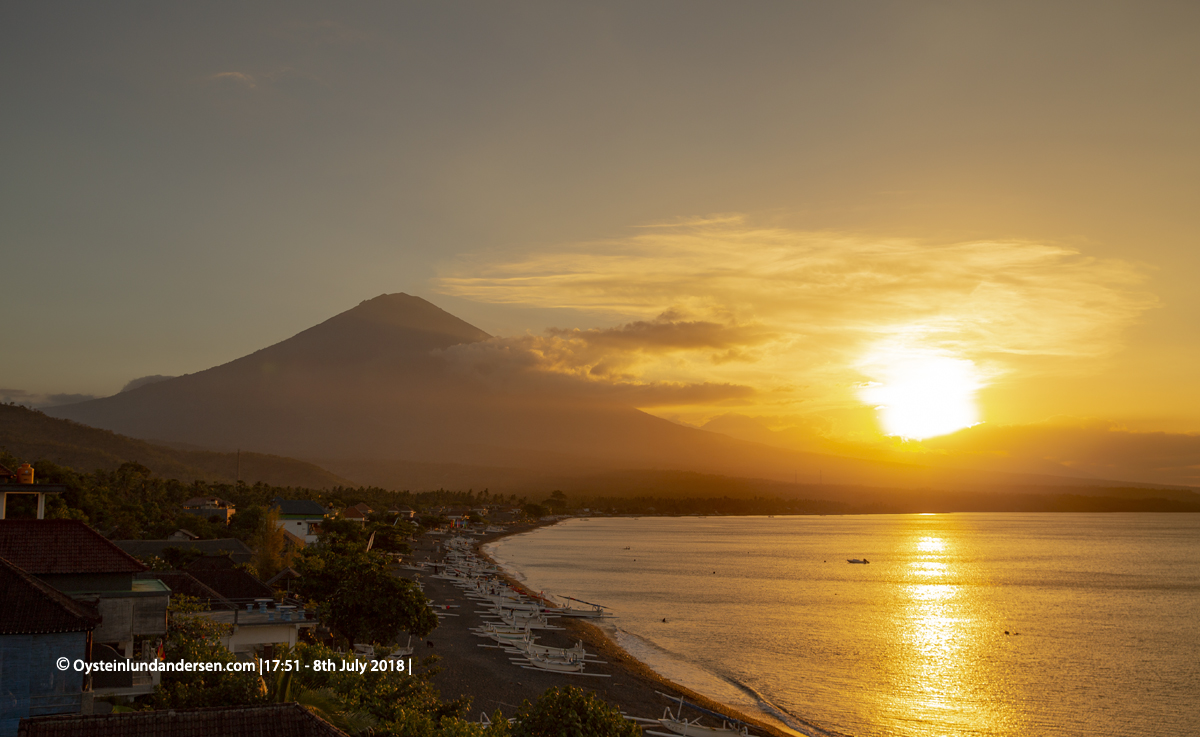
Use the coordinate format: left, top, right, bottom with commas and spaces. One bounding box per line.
461, 521, 808, 737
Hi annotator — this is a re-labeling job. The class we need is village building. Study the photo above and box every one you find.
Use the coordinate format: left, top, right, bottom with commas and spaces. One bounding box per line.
0, 464, 65, 520
180, 555, 316, 653
270, 498, 327, 544
178, 497, 235, 525
0, 556, 100, 736
0, 520, 171, 712
340, 502, 373, 525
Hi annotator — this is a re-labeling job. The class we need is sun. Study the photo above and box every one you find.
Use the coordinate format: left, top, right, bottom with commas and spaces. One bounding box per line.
858, 352, 981, 440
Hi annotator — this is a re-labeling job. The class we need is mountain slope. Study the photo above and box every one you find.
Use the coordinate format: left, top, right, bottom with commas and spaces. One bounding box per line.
0, 404, 352, 487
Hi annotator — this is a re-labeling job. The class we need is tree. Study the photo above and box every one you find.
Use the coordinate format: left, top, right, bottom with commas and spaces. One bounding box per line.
522, 503, 547, 519
295, 548, 437, 646
269, 661, 376, 735
511, 687, 641, 737
149, 595, 264, 709
318, 517, 370, 552
287, 642, 484, 737
250, 506, 289, 580
228, 503, 267, 539
368, 521, 414, 555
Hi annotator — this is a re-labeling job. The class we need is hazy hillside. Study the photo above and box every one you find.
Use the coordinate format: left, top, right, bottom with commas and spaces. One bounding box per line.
47, 293, 1177, 493
0, 403, 352, 487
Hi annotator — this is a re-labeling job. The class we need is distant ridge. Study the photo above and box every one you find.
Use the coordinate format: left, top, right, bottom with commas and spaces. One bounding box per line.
0, 403, 352, 487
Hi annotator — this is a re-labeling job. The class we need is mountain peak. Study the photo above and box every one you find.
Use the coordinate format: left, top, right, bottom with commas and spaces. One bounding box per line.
341, 293, 491, 342
274, 293, 490, 357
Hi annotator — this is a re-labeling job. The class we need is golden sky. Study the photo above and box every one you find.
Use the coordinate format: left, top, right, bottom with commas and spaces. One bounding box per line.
3, 3, 1198, 485
433, 216, 1199, 484
435, 216, 1157, 429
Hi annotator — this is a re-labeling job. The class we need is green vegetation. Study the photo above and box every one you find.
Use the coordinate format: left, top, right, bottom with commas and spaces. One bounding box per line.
509, 686, 642, 737
268, 667, 377, 735
295, 546, 437, 646
0, 447, 509, 540
150, 596, 263, 709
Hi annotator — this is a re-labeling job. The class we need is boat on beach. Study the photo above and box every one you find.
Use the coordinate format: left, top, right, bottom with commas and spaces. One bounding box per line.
517, 653, 587, 672
627, 694, 754, 737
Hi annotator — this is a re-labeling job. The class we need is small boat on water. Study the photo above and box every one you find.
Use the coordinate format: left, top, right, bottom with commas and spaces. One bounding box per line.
847, 558, 870, 564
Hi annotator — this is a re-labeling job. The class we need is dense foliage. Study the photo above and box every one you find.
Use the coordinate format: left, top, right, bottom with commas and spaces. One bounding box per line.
149, 596, 264, 709
295, 545, 438, 646
510, 687, 642, 737
0, 449, 518, 539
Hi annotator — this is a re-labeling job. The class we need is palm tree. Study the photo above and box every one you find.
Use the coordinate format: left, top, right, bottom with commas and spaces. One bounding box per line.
266, 663, 376, 734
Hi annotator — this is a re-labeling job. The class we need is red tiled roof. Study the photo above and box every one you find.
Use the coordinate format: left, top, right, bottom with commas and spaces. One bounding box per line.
0, 520, 147, 575
0, 556, 101, 635
18, 703, 349, 737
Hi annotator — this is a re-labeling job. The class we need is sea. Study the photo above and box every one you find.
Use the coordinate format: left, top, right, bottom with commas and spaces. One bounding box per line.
483, 514, 1200, 737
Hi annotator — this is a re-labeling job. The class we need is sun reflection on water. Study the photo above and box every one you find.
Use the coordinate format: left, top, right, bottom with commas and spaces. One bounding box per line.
875, 520, 1021, 736
917, 536, 946, 553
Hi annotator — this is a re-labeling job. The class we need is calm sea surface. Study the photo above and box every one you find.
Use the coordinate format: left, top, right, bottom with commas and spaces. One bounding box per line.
484, 514, 1200, 737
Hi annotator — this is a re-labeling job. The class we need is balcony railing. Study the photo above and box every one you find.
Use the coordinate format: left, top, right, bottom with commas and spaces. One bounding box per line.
194, 597, 317, 626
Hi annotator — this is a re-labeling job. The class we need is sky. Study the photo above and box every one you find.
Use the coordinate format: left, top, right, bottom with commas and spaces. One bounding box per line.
3, 2, 1199, 482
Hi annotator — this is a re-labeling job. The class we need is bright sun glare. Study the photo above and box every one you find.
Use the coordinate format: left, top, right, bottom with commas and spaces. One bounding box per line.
859, 353, 981, 440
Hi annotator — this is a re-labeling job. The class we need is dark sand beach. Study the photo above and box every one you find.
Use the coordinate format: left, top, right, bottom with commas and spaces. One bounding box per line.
405, 526, 795, 737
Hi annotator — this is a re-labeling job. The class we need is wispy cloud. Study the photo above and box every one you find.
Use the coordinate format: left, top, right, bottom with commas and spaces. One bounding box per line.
439, 322, 758, 408
434, 217, 1158, 420
207, 71, 257, 89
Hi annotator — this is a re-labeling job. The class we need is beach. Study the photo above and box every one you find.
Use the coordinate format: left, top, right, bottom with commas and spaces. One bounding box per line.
407, 526, 797, 737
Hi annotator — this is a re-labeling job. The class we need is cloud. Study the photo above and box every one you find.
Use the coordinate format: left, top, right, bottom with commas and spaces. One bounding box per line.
546, 313, 775, 360
208, 71, 257, 89
438, 321, 758, 408
434, 217, 1158, 418
438, 217, 1154, 359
